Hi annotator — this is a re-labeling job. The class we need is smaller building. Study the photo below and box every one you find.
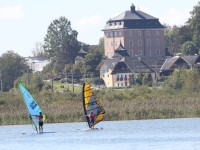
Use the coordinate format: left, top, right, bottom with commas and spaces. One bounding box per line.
25, 56, 50, 72
96, 43, 164, 87
160, 55, 200, 76
75, 47, 87, 64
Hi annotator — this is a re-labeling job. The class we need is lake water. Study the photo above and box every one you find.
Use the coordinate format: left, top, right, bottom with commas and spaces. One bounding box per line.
0, 118, 200, 150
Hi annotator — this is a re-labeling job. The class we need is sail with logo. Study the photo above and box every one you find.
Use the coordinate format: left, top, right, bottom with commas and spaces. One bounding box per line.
82, 82, 105, 128
19, 83, 45, 132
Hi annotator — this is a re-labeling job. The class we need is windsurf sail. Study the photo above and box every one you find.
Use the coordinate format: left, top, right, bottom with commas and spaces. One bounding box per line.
82, 82, 105, 128
19, 83, 45, 131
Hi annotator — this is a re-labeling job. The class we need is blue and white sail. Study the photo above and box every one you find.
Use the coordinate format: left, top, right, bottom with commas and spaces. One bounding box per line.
19, 83, 45, 131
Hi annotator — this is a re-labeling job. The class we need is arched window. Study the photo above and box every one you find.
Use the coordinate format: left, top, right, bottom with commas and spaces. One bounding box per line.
124, 75, 127, 81
120, 75, 123, 81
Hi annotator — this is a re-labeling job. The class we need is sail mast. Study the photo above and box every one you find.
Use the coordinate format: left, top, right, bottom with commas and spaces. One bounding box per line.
19, 83, 45, 131
82, 82, 105, 128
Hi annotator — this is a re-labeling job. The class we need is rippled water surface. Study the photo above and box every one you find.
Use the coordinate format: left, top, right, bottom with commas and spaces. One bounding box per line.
1, 118, 200, 150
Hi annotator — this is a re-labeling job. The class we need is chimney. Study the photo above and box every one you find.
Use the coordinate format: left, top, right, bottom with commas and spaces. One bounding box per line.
131, 4, 135, 12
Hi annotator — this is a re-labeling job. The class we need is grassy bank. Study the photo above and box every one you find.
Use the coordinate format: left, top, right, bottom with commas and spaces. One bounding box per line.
1, 86, 200, 125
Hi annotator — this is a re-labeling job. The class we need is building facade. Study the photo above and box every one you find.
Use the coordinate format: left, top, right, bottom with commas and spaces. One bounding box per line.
102, 4, 165, 61
25, 56, 50, 72
98, 4, 166, 87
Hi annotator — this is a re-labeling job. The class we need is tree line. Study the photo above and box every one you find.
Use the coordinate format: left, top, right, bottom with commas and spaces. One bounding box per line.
0, 16, 104, 92
165, 1, 200, 55
1, 2, 200, 92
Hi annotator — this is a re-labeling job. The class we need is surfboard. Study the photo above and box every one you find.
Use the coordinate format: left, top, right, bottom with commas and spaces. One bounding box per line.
77, 127, 103, 131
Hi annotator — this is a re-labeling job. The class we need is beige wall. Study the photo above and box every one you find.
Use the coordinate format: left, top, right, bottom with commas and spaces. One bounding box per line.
100, 63, 114, 87
99, 63, 134, 87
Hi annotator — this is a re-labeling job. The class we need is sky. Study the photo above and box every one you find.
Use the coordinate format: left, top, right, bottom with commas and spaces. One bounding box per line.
0, 0, 199, 57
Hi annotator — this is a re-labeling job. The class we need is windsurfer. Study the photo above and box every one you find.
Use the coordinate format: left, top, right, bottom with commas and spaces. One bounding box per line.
89, 111, 95, 129
38, 112, 43, 133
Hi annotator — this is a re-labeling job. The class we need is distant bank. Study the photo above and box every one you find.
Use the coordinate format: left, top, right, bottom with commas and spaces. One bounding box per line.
0, 86, 200, 125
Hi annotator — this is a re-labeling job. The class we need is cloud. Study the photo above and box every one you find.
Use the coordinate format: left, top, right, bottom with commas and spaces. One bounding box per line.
160, 8, 190, 26
0, 5, 24, 20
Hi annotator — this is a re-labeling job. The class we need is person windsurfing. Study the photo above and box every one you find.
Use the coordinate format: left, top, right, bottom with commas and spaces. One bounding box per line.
19, 83, 45, 133
89, 111, 95, 129
38, 112, 44, 133
31, 112, 44, 133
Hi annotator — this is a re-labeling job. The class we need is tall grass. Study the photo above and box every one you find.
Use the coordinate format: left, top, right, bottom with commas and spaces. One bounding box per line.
1, 85, 200, 125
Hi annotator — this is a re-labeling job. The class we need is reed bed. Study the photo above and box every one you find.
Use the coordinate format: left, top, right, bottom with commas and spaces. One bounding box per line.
1, 86, 200, 125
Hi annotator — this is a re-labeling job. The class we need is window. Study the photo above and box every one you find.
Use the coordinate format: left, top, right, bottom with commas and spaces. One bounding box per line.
120, 75, 123, 81
129, 31, 133, 37
156, 49, 160, 56
147, 50, 151, 56
138, 31, 142, 37
124, 75, 127, 81
147, 39, 151, 46
138, 39, 142, 47
114, 31, 118, 37
110, 32, 113, 37
116, 75, 119, 81
156, 39, 160, 46
118, 31, 122, 36
147, 31, 150, 36
106, 42, 108, 47
105, 32, 109, 37
129, 40, 133, 46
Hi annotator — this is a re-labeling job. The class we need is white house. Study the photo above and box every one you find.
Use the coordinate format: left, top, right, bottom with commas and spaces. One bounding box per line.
25, 56, 50, 72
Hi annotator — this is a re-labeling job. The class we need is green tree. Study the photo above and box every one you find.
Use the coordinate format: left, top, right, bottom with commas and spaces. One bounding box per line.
164, 70, 185, 90
180, 41, 198, 55
84, 38, 104, 72
182, 69, 200, 92
164, 25, 181, 55
44, 16, 80, 72
188, 2, 200, 48
129, 74, 135, 85
76, 38, 104, 78
29, 72, 44, 93
135, 73, 144, 85
0, 51, 27, 91
178, 25, 192, 46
